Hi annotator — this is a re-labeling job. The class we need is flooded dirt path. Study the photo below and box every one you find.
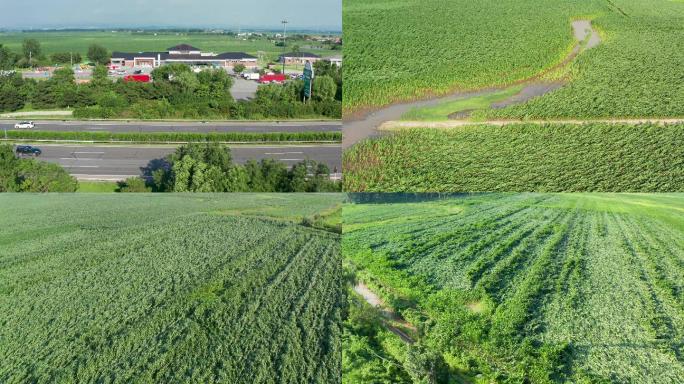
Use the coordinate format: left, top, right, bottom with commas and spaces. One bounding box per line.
343, 20, 601, 148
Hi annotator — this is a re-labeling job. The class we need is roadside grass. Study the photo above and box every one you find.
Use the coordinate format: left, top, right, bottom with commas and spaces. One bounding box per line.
3, 130, 341, 143
76, 181, 118, 193
401, 85, 523, 121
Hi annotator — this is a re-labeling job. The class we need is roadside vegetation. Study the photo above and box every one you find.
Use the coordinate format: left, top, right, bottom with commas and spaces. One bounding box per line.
0, 49, 342, 120
0, 142, 341, 193
343, 193, 684, 383
120, 142, 342, 193
343, 0, 684, 119
5, 130, 341, 144
343, 122, 684, 192
0, 144, 77, 192
0, 193, 343, 383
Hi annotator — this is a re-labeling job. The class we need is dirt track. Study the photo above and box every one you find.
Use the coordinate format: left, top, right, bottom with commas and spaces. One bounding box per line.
380, 118, 684, 130
343, 20, 601, 147
353, 283, 415, 344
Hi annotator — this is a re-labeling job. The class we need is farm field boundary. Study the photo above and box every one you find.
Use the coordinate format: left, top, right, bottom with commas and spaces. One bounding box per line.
380, 118, 684, 130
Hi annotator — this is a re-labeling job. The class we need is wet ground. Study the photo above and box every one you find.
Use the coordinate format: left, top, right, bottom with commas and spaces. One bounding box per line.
343, 20, 601, 147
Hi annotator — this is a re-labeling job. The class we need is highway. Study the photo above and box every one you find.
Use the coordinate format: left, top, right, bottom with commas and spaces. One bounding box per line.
32, 144, 341, 181
1, 120, 341, 133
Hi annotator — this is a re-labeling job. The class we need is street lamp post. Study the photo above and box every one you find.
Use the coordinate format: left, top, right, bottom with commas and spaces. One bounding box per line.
281, 20, 288, 73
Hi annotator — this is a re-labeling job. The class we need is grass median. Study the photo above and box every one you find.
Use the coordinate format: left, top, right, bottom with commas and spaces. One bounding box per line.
3, 130, 341, 144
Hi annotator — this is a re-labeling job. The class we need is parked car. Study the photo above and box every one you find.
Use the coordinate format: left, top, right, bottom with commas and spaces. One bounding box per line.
14, 121, 35, 129
15, 145, 41, 157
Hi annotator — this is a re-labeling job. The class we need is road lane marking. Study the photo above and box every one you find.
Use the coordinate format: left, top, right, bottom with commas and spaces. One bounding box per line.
60, 158, 103, 161
73, 151, 105, 154
279, 158, 305, 161
64, 165, 100, 168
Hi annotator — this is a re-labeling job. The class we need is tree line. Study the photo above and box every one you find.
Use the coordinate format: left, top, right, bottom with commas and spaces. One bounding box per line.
0, 60, 341, 120
119, 143, 341, 192
0, 38, 341, 119
0, 39, 110, 68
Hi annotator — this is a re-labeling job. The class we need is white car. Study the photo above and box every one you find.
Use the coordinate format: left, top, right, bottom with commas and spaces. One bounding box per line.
14, 121, 34, 129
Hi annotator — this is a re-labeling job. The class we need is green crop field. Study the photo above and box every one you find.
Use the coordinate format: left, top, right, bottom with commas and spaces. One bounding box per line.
343, 0, 684, 118
0, 193, 343, 383
343, 193, 684, 383
343, 122, 684, 192
0, 31, 339, 62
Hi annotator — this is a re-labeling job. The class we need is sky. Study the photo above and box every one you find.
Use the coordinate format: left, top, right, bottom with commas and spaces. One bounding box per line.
0, 0, 341, 31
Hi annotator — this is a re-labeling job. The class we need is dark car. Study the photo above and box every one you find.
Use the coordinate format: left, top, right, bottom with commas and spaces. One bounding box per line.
15, 145, 42, 157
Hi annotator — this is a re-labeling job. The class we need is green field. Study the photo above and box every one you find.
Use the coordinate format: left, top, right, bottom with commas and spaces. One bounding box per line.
0, 193, 343, 383
343, 193, 684, 383
0, 31, 339, 63
343, 122, 684, 192
343, 0, 684, 118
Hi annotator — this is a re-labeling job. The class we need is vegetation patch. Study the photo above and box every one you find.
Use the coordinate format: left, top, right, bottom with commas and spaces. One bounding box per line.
343, 193, 684, 382
4, 129, 341, 143
343, 122, 684, 192
0, 193, 344, 383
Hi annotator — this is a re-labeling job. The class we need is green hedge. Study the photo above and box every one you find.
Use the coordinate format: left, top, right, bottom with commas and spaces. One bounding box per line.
5, 130, 341, 143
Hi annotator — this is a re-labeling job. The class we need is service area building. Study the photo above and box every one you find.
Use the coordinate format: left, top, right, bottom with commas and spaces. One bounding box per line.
110, 44, 258, 70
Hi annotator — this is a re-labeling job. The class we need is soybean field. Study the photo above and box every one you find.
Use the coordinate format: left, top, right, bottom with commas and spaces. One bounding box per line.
343, 122, 684, 192
343, 0, 684, 119
0, 193, 343, 383
343, 193, 684, 383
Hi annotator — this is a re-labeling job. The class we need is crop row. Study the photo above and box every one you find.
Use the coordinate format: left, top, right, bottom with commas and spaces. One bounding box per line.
0, 194, 343, 383
342, 0, 594, 112
484, 0, 684, 119
343, 122, 684, 192
343, 193, 684, 382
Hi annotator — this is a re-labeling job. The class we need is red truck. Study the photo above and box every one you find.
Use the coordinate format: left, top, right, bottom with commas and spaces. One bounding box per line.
124, 74, 151, 83
258, 74, 287, 84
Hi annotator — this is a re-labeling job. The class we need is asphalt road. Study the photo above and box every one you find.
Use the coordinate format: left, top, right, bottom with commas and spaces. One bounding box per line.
1, 120, 341, 133
30, 144, 341, 181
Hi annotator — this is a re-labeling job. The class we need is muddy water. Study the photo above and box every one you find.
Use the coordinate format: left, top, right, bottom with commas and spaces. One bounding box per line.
343, 20, 600, 148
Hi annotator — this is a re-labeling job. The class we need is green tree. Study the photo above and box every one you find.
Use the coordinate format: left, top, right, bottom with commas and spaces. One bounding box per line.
50, 52, 82, 65
151, 63, 191, 82
0, 84, 25, 112
0, 144, 78, 192
117, 177, 151, 192
313, 75, 337, 101
22, 39, 41, 64
233, 63, 246, 74
0, 44, 17, 70
404, 344, 449, 384
51, 67, 75, 84
87, 44, 110, 65
90, 65, 112, 89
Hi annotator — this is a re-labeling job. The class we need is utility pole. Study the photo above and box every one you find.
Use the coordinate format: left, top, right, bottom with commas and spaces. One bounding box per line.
281, 20, 288, 73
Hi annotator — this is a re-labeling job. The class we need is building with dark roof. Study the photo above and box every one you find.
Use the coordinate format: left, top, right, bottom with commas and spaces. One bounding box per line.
279, 52, 323, 65
110, 44, 258, 70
